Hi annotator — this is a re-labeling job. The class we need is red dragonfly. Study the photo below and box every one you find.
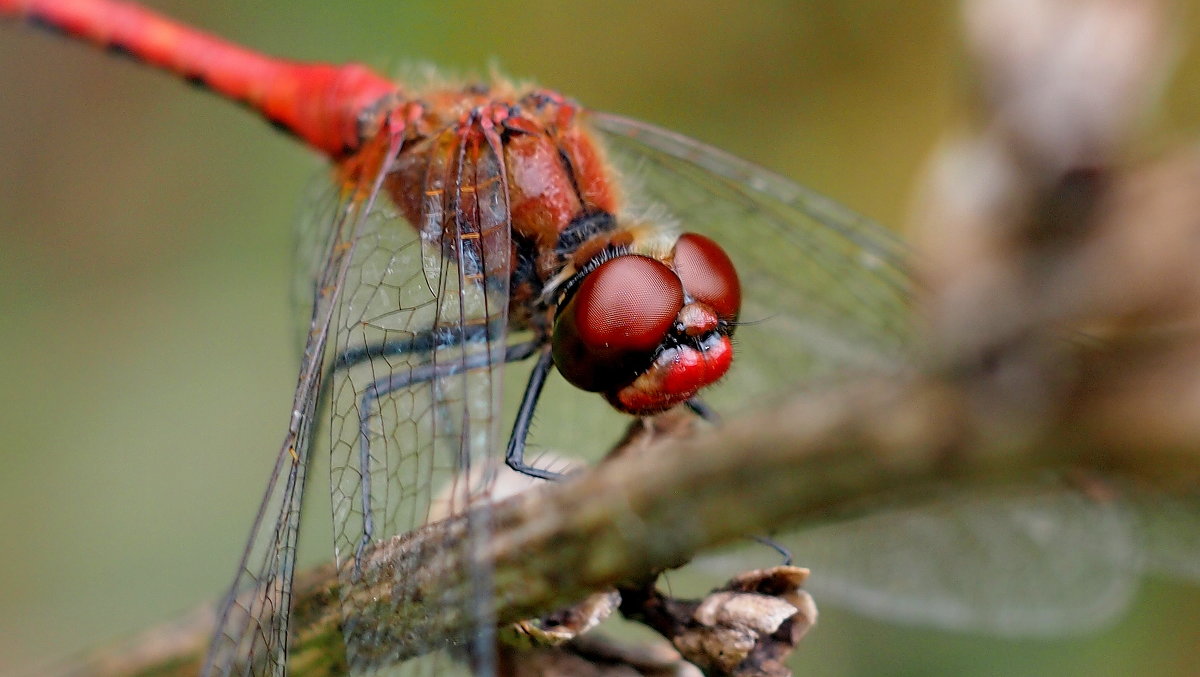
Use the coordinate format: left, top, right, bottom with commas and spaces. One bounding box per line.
1, 0, 911, 674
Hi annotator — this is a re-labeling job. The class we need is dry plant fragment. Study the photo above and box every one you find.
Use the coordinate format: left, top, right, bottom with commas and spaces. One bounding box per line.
921, 0, 1177, 334
913, 0, 1200, 462
502, 590, 622, 649
619, 567, 817, 677
499, 634, 700, 677
962, 0, 1174, 170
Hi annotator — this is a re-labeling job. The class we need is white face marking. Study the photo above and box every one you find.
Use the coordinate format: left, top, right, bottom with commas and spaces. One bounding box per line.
625, 221, 679, 261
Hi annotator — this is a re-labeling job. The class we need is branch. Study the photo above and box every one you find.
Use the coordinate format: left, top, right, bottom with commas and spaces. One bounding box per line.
66, 359, 1200, 676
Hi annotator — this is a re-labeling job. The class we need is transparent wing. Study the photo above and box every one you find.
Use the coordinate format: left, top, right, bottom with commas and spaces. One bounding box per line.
1132, 492, 1200, 583
592, 114, 1200, 636
325, 122, 512, 675
202, 147, 386, 676
698, 483, 1200, 636
777, 485, 1143, 636
592, 111, 914, 412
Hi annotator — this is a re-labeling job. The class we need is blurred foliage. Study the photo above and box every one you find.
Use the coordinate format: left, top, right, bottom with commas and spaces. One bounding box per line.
0, 1, 1198, 676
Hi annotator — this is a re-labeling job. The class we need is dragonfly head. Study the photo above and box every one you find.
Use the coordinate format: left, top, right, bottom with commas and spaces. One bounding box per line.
551, 232, 741, 415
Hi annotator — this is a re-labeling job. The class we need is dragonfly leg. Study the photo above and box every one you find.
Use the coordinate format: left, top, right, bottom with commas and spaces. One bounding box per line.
685, 397, 720, 423
334, 323, 496, 373
350, 336, 541, 568
750, 535, 794, 566
505, 343, 566, 481
688, 401, 794, 564
691, 401, 790, 567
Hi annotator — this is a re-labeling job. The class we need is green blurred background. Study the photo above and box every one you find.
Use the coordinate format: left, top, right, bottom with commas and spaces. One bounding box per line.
1, 1, 1198, 675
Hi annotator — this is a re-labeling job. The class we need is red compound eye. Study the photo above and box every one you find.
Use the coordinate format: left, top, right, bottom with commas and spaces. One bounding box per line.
672, 233, 741, 321
553, 255, 684, 392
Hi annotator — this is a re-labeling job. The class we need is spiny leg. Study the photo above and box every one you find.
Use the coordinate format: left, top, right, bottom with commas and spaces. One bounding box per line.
685, 397, 719, 423
504, 343, 564, 481
684, 400, 787, 562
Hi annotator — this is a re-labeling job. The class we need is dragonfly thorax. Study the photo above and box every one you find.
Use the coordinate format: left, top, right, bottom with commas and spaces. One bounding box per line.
383, 86, 619, 278
369, 85, 743, 414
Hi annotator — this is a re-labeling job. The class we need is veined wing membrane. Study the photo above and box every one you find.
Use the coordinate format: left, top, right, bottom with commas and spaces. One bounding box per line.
203, 139, 397, 677
698, 483, 1200, 636
326, 121, 513, 675
783, 484, 1142, 636
591, 112, 914, 409
590, 114, 1200, 637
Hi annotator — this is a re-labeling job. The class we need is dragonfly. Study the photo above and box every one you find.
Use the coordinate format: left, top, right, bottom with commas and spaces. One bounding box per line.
8, 3, 1200, 677
1, 0, 913, 675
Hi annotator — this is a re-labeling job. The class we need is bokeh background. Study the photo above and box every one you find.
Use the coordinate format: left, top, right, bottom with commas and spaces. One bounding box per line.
2, 1, 1199, 675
